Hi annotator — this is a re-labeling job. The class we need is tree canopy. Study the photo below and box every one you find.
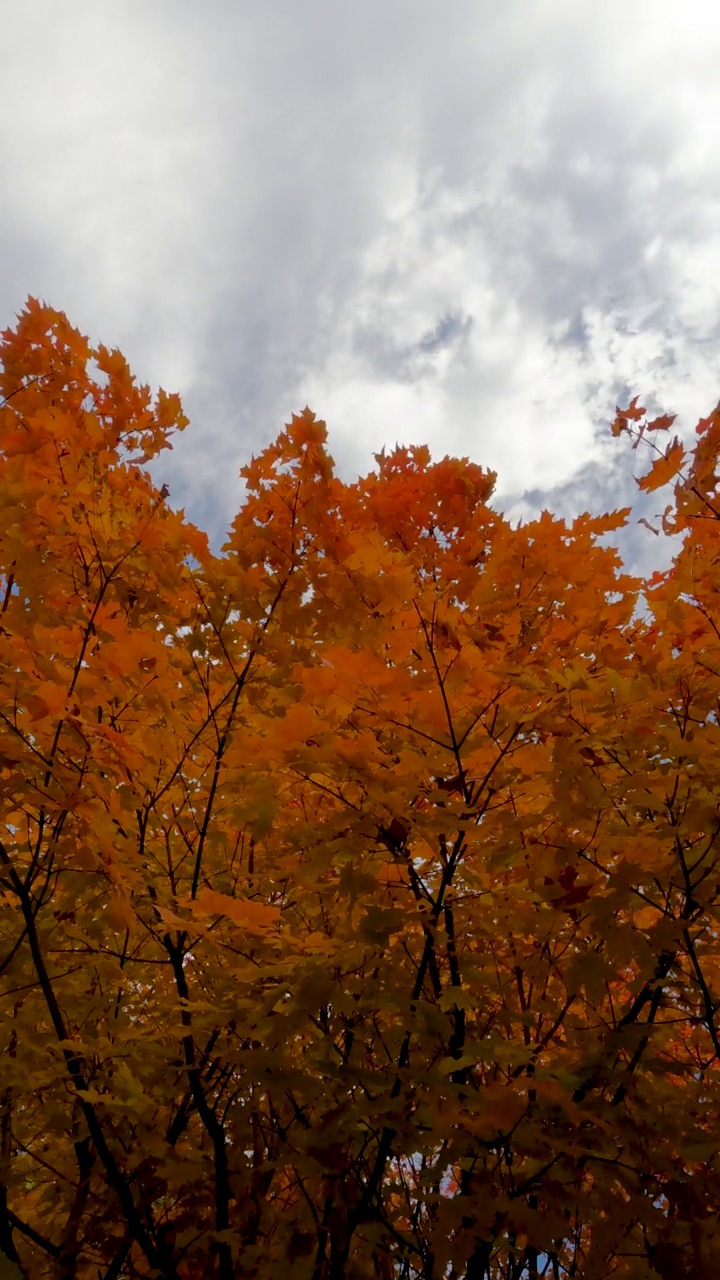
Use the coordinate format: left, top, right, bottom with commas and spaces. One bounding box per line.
1, 300, 719, 1279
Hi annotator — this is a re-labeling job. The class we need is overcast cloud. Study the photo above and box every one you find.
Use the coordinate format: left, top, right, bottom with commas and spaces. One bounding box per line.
1, 0, 719, 562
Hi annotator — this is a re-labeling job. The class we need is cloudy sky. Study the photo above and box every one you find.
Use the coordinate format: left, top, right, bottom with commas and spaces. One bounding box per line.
2, 0, 719, 564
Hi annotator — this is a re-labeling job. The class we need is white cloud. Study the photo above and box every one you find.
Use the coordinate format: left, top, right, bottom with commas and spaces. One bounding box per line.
1, 0, 719, 554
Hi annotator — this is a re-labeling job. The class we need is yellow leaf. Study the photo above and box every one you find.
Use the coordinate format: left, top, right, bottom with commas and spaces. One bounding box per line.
106, 892, 137, 934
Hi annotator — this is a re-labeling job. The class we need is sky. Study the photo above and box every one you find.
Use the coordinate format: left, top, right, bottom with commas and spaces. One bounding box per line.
2, 0, 720, 567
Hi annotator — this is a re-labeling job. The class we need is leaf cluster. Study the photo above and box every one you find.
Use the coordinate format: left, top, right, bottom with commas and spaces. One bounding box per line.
1, 304, 720, 1278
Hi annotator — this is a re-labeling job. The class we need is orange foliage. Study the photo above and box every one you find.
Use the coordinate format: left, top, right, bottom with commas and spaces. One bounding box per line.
1, 305, 720, 1278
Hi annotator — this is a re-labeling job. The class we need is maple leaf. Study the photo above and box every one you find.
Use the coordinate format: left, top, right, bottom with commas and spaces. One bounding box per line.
645, 412, 677, 432
193, 889, 280, 933
635, 436, 685, 492
620, 394, 646, 420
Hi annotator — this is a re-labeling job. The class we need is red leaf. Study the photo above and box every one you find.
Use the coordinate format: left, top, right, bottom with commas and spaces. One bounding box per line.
645, 413, 677, 432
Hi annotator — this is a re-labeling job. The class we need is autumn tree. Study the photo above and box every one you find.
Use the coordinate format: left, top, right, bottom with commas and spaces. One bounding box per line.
1, 300, 720, 1279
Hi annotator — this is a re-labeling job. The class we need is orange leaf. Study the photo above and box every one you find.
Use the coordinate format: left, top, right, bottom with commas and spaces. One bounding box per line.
645, 412, 677, 432
618, 395, 646, 421
635, 438, 685, 492
194, 889, 280, 933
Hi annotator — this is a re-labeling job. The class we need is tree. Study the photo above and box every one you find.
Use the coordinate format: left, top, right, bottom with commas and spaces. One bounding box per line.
0, 300, 719, 1279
